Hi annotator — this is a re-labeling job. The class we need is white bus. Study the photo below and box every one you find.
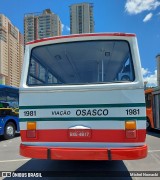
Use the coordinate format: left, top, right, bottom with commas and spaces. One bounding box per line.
19, 33, 147, 160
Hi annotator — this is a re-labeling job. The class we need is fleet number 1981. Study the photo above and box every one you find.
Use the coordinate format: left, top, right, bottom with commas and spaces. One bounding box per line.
24, 111, 36, 116
126, 109, 140, 115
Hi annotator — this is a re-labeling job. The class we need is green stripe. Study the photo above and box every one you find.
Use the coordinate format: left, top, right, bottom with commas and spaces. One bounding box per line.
20, 116, 146, 122
19, 103, 146, 109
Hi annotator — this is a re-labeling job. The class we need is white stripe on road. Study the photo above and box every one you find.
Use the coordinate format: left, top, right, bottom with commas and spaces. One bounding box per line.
148, 150, 160, 153
0, 159, 30, 163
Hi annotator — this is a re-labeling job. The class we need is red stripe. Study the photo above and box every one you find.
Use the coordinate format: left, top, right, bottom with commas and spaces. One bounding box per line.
20, 129, 146, 143
26, 33, 136, 45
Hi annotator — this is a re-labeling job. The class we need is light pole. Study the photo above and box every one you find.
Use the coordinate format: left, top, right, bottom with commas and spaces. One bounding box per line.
144, 81, 148, 89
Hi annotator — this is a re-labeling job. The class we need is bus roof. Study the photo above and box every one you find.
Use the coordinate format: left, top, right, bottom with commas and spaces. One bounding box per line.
0, 84, 19, 90
26, 33, 136, 45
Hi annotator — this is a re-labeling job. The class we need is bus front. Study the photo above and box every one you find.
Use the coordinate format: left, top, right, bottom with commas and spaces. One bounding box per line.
19, 33, 147, 160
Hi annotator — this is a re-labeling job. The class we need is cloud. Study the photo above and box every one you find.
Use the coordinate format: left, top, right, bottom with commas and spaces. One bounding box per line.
62, 24, 70, 32
125, 0, 160, 14
66, 26, 70, 31
141, 67, 150, 76
142, 67, 157, 87
61, 24, 64, 32
143, 13, 153, 22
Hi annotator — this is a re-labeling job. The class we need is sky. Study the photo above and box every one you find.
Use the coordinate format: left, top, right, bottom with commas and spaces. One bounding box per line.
0, 0, 160, 87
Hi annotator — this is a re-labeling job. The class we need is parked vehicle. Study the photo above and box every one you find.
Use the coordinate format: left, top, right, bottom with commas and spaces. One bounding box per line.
19, 33, 147, 160
0, 85, 19, 139
145, 87, 160, 130
0, 108, 19, 139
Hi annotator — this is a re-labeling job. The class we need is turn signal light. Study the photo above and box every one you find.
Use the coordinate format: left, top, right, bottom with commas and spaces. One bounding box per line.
27, 122, 36, 130
125, 121, 136, 130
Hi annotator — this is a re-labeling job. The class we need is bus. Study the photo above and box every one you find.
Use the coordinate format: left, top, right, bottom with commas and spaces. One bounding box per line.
0, 84, 19, 108
0, 85, 19, 139
19, 33, 147, 160
145, 87, 160, 130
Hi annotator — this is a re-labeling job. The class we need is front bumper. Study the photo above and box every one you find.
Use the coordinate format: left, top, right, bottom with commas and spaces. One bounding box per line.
20, 144, 147, 160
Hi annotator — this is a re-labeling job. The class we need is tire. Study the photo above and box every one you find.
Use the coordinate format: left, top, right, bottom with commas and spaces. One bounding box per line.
4, 122, 16, 140
146, 119, 151, 131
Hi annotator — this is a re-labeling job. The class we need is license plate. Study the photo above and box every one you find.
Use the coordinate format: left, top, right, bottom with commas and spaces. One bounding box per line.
68, 129, 91, 139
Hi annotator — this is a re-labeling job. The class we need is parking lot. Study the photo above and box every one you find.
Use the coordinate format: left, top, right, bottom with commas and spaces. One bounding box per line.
0, 131, 160, 179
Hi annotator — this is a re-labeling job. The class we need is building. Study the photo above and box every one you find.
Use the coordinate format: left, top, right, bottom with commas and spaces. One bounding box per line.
24, 9, 62, 44
70, 2, 94, 34
0, 14, 24, 87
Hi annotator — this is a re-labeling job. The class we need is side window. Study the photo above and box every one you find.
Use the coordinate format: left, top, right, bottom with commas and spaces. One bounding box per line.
0, 90, 5, 101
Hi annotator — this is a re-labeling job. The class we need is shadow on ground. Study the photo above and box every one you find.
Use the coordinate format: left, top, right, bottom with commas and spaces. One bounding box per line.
147, 129, 160, 138
0, 133, 20, 142
4, 159, 132, 179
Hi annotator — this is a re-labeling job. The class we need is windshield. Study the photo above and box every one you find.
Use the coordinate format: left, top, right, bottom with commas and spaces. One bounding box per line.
27, 40, 135, 86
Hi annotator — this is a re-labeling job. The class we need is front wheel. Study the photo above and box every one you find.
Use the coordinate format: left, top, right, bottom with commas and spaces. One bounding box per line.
4, 122, 16, 140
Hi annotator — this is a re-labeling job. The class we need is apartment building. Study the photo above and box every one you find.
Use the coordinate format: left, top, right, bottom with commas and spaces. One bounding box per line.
24, 9, 62, 44
70, 3, 94, 34
0, 14, 24, 87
